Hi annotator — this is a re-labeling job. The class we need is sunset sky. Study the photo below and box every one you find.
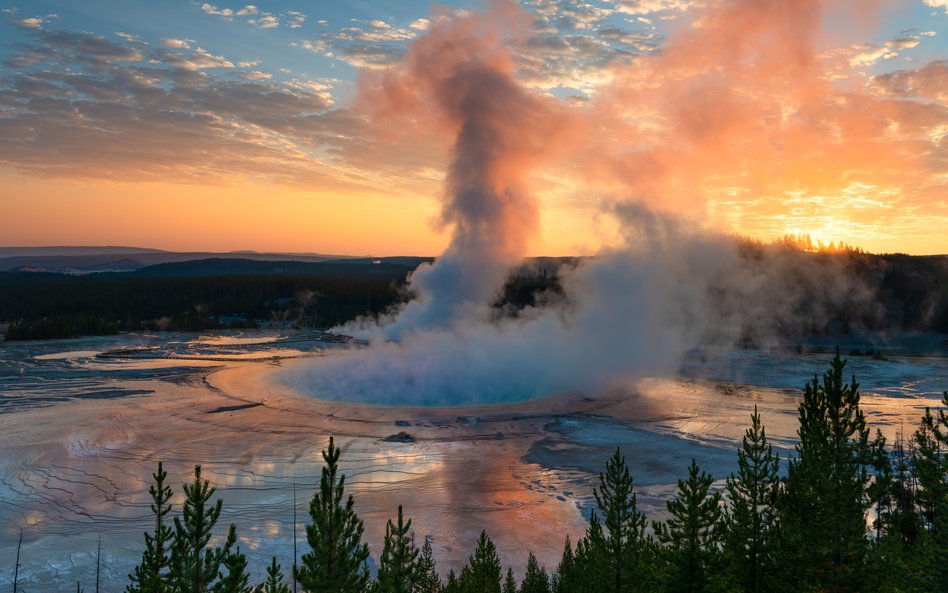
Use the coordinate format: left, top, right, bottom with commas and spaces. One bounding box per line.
1, 0, 947, 255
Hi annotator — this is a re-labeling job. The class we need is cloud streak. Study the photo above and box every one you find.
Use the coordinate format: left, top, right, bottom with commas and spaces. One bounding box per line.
0, 27, 368, 187
0, 0, 947, 253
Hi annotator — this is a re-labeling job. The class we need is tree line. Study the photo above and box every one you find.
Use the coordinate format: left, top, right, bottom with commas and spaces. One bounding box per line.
28, 353, 921, 592
0, 270, 411, 341
4, 245, 948, 342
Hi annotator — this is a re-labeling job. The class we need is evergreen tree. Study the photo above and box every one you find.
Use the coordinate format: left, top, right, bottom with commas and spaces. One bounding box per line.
653, 459, 724, 593
415, 537, 442, 593
214, 546, 251, 593
868, 429, 895, 543
519, 552, 549, 593
915, 396, 948, 527
128, 462, 174, 593
866, 426, 932, 593
255, 558, 291, 593
888, 429, 922, 545
444, 570, 460, 593
572, 514, 609, 593
913, 392, 948, 592
168, 465, 238, 593
593, 448, 647, 593
723, 407, 780, 593
458, 531, 501, 593
780, 352, 877, 592
296, 436, 370, 593
502, 569, 517, 593
552, 537, 574, 593
376, 505, 420, 593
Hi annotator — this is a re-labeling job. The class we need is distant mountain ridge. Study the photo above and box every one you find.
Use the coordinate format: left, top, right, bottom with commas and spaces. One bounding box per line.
0, 246, 431, 274
132, 257, 432, 277
0, 246, 166, 257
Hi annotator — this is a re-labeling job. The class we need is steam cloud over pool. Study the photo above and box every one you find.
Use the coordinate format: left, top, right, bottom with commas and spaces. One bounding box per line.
280, 247, 700, 406
279, 0, 900, 407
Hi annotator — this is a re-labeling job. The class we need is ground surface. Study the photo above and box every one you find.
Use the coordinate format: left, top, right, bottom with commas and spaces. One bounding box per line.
1, 330, 945, 592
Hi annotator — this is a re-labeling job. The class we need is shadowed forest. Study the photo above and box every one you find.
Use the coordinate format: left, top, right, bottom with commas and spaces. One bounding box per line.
19, 353, 945, 593
0, 261, 416, 339
2, 242, 948, 342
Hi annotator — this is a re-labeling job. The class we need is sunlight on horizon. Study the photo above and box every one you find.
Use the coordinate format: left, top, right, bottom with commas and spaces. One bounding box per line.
1, 0, 947, 255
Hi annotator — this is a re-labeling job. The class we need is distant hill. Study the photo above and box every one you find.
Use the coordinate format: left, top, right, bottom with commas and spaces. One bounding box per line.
2, 254, 153, 274
3, 246, 945, 342
0, 247, 418, 274
132, 257, 431, 277
0, 258, 424, 339
322, 256, 437, 267
0, 246, 166, 257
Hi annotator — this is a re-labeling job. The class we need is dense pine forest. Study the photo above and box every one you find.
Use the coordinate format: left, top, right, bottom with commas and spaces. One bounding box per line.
2, 244, 947, 342
0, 261, 416, 340
26, 353, 945, 593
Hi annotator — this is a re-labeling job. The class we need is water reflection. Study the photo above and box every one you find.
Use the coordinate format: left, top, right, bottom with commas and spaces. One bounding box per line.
0, 331, 944, 592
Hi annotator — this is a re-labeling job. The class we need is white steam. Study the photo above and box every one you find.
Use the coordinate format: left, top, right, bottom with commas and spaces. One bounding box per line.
278, 1, 885, 406
284, 207, 727, 405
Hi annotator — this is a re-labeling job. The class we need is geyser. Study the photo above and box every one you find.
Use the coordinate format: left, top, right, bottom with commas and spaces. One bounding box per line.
281, 0, 890, 407
359, 3, 567, 340
281, 202, 885, 406
281, 207, 717, 406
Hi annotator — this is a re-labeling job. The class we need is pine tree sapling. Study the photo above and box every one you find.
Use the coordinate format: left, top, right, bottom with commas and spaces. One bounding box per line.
502, 568, 517, 593
169, 465, 238, 593
553, 537, 575, 593
593, 448, 647, 593
459, 531, 502, 593
296, 436, 370, 593
216, 545, 252, 593
723, 406, 780, 593
376, 505, 420, 593
415, 537, 442, 593
653, 459, 724, 593
913, 391, 948, 592
521, 551, 550, 593
256, 558, 291, 593
444, 569, 460, 593
781, 351, 876, 592
128, 462, 174, 593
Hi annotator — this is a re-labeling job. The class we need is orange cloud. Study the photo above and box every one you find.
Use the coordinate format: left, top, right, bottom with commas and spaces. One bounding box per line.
562, 0, 948, 251
1, 0, 946, 255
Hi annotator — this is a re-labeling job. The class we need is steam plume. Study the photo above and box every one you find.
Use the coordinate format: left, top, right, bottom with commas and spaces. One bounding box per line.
281, 0, 893, 406
357, 3, 566, 338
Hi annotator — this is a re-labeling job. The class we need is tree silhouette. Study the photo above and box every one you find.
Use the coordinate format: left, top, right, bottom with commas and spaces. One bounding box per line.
415, 537, 441, 593
654, 459, 724, 593
913, 391, 948, 591
572, 514, 609, 593
502, 568, 517, 593
593, 448, 647, 593
520, 551, 550, 593
128, 462, 174, 593
215, 546, 251, 593
723, 407, 780, 593
459, 531, 502, 593
255, 558, 290, 593
552, 537, 575, 593
376, 505, 419, 593
781, 351, 878, 592
296, 436, 370, 593
168, 465, 238, 593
